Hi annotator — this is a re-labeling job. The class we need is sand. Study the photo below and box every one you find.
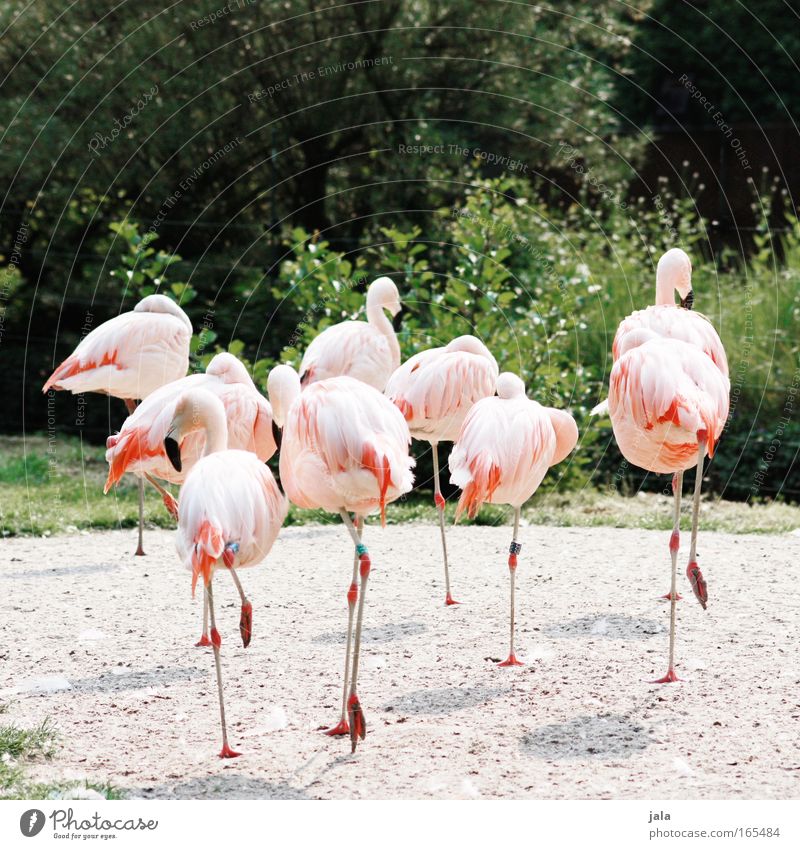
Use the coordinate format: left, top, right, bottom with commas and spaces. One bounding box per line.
1, 523, 798, 799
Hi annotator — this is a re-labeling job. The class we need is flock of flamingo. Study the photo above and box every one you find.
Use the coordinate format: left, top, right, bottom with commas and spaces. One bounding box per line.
42, 247, 730, 758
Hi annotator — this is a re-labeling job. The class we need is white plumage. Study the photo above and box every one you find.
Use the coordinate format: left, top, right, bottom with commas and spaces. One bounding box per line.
300, 277, 401, 390
44, 294, 192, 399
104, 353, 276, 490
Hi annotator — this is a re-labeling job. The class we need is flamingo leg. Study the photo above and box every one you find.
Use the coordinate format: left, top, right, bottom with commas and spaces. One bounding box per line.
327, 514, 363, 737
686, 436, 709, 611
340, 510, 370, 752
134, 478, 146, 556
195, 592, 211, 647
225, 562, 252, 648
653, 470, 683, 683
206, 580, 241, 758
123, 399, 146, 557
432, 442, 458, 606
143, 473, 178, 519
499, 507, 524, 667
659, 474, 684, 601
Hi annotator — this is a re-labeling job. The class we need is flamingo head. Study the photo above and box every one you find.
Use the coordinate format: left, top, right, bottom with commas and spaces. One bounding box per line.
164, 434, 182, 473
446, 335, 495, 362
496, 372, 526, 399
656, 248, 693, 308
164, 388, 228, 470
367, 276, 402, 317
267, 364, 301, 427
134, 293, 192, 332
206, 352, 254, 387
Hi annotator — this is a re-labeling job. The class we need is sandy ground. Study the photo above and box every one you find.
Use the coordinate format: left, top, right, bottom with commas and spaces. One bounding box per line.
1, 523, 799, 800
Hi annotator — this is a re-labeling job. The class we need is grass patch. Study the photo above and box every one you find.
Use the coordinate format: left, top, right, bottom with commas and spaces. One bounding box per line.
0, 453, 51, 484
0, 718, 57, 760
288, 487, 799, 535
1, 434, 798, 539
0, 713, 57, 800
0, 434, 177, 538
526, 489, 800, 535
20, 780, 125, 801
0, 706, 122, 800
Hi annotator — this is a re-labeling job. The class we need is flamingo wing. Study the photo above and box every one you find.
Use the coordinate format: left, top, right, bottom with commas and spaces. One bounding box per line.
282, 376, 414, 520
613, 306, 728, 378
300, 321, 394, 390
104, 373, 206, 488
217, 384, 277, 460
176, 450, 288, 592
547, 407, 579, 465
43, 309, 190, 399
105, 368, 276, 488
609, 338, 729, 472
450, 396, 557, 518
386, 349, 498, 441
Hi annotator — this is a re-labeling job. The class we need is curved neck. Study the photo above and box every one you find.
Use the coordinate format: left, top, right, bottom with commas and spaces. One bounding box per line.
655, 273, 676, 306
183, 391, 228, 456
367, 301, 400, 368
268, 367, 301, 426
203, 414, 227, 456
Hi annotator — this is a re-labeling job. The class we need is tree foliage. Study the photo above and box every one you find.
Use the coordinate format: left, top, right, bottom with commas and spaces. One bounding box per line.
619, 0, 800, 128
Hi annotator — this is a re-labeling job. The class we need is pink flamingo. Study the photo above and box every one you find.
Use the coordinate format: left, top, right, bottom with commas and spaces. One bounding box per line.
612, 249, 728, 375
105, 353, 277, 647
299, 276, 402, 390
449, 373, 578, 666
268, 364, 414, 751
105, 353, 276, 506
385, 335, 498, 605
594, 247, 728, 606
608, 330, 729, 682
166, 387, 287, 758
43, 294, 192, 555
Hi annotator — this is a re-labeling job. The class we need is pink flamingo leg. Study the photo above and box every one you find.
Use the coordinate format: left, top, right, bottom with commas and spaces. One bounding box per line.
223, 554, 252, 648
195, 593, 211, 647
327, 514, 364, 737
653, 470, 683, 683
498, 507, 524, 667
686, 435, 709, 611
143, 473, 179, 520
432, 443, 459, 606
206, 581, 241, 758
660, 473, 683, 601
341, 510, 370, 752
124, 399, 146, 556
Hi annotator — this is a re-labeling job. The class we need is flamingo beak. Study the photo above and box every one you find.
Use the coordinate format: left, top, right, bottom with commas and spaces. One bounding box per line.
164, 433, 182, 472
680, 290, 694, 310
271, 419, 283, 450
